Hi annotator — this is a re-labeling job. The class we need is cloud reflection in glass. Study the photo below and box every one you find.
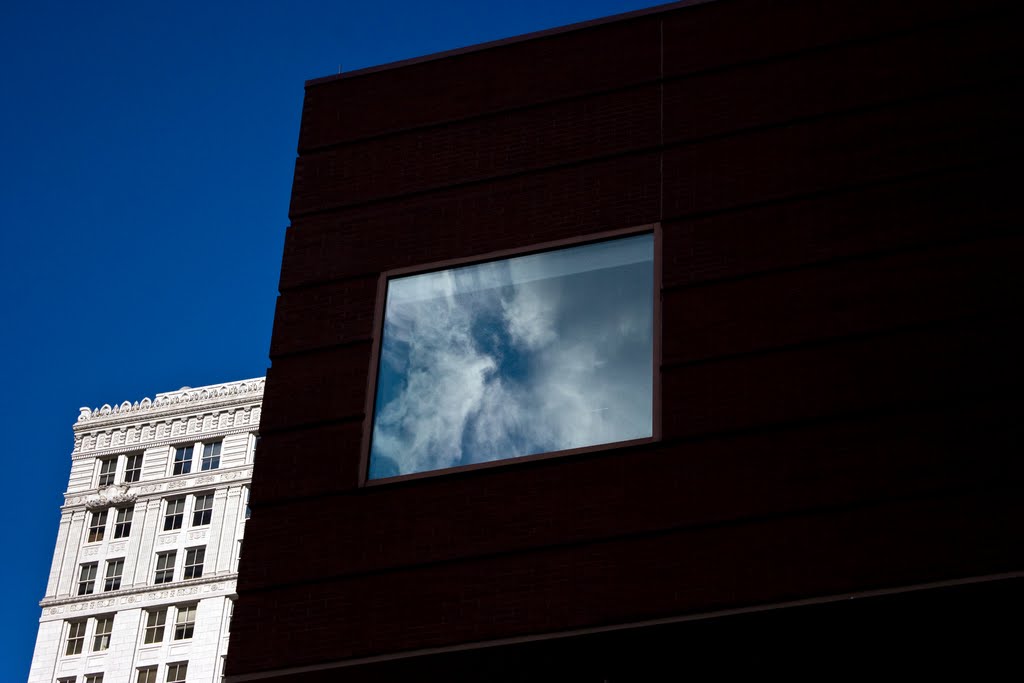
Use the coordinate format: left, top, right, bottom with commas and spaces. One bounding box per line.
368, 233, 654, 480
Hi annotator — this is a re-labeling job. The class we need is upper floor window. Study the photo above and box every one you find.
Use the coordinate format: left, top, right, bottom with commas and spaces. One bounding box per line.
87, 510, 107, 543
183, 546, 205, 579
173, 446, 193, 475
201, 441, 222, 470
114, 507, 133, 538
77, 563, 97, 596
154, 550, 176, 584
84, 675, 103, 683
97, 458, 117, 487
243, 485, 251, 520
92, 616, 113, 651
143, 608, 166, 644
137, 668, 157, 683
166, 662, 188, 683
164, 498, 185, 531
192, 493, 214, 526
366, 230, 656, 481
124, 453, 143, 483
173, 606, 197, 640
104, 558, 124, 591
65, 621, 86, 655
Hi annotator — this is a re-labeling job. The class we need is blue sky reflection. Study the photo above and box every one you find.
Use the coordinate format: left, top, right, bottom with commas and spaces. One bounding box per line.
369, 233, 654, 479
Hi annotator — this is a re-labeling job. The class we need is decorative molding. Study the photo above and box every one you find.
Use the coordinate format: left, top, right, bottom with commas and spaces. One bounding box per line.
84, 485, 137, 511
66, 467, 253, 508
157, 533, 179, 545
75, 378, 265, 428
40, 574, 238, 611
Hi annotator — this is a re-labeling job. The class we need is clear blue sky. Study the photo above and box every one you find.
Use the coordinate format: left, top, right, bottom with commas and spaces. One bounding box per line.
0, 0, 667, 678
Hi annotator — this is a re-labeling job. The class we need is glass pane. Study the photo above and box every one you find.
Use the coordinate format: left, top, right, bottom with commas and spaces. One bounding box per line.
369, 233, 654, 479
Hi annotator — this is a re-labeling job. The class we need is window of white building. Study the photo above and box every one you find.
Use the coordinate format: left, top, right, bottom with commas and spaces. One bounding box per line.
201, 441, 222, 470
114, 507, 133, 538
166, 662, 188, 683
192, 493, 214, 526
124, 453, 143, 483
77, 563, 97, 596
92, 616, 113, 651
104, 559, 124, 591
164, 498, 185, 531
173, 606, 197, 640
172, 446, 193, 475
154, 551, 176, 584
143, 609, 167, 644
65, 621, 86, 655
87, 510, 107, 543
97, 458, 117, 487
183, 546, 205, 579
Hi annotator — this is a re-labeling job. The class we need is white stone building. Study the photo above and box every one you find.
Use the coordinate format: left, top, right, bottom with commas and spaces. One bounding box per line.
28, 378, 264, 683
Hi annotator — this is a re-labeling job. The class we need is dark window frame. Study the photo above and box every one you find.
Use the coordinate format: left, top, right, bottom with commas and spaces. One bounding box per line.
359, 224, 663, 486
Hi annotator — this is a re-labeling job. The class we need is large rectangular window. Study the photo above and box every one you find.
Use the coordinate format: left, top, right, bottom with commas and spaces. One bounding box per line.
78, 563, 97, 596
164, 498, 185, 531
366, 230, 656, 480
114, 507, 133, 538
192, 493, 213, 526
65, 621, 86, 655
154, 551, 176, 584
97, 458, 117, 487
104, 559, 124, 591
183, 546, 205, 579
124, 453, 143, 483
87, 510, 107, 543
200, 441, 221, 470
92, 616, 113, 651
143, 609, 166, 644
172, 446, 193, 475
173, 605, 196, 640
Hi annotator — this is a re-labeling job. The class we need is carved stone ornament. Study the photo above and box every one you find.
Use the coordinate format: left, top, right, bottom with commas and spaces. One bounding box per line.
85, 484, 138, 511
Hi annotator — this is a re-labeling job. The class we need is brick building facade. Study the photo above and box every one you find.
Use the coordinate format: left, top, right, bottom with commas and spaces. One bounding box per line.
229, 0, 1022, 679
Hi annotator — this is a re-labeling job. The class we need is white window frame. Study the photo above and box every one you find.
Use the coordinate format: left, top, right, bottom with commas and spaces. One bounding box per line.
201, 440, 222, 471
87, 510, 107, 543
104, 558, 124, 592
96, 458, 117, 487
136, 667, 158, 683
114, 506, 134, 538
77, 562, 97, 596
65, 620, 87, 656
154, 550, 176, 584
166, 662, 188, 683
183, 546, 205, 580
164, 498, 185, 531
172, 445, 194, 476
192, 493, 214, 526
173, 605, 197, 640
124, 452, 144, 483
143, 608, 167, 645
92, 615, 113, 652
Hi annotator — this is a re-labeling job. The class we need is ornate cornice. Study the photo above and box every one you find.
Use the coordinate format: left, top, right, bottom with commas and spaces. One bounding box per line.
75, 378, 265, 431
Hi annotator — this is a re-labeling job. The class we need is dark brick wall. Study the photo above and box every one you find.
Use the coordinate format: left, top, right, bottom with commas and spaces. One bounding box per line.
229, 0, 1022, 677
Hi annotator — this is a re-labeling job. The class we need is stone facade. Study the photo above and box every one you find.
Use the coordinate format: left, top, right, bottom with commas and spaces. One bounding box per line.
29, 378, 263, 683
